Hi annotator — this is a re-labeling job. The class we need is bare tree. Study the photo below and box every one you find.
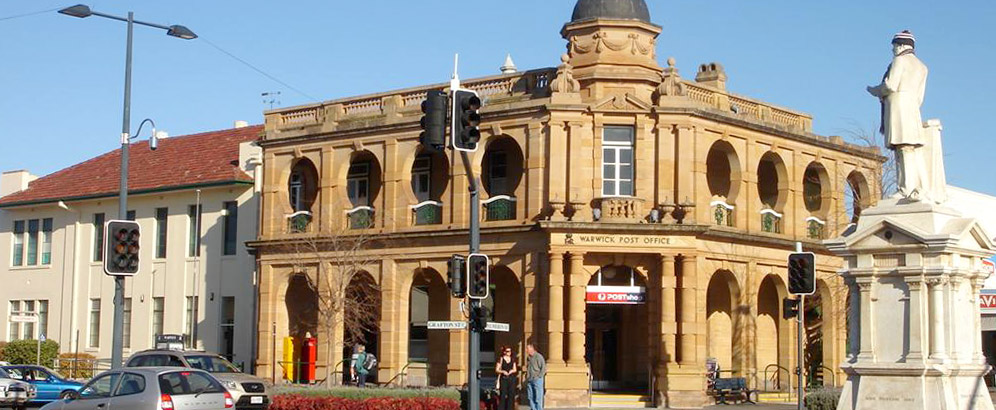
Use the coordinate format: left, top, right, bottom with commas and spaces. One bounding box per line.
280, 219, 382, 387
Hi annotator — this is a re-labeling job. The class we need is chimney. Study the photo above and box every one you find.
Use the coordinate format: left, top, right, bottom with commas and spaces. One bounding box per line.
234, 120, 249, 129
1, 170, 38, 197
695, 62, 727, 90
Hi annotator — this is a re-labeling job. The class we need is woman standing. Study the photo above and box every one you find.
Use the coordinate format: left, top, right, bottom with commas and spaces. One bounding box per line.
495, 346, 518, 410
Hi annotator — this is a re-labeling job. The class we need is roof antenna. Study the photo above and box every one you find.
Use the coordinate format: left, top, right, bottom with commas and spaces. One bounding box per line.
262, 91, 281, 110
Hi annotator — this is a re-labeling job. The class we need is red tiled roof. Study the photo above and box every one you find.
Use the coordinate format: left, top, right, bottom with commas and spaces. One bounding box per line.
0, 125, 263, 208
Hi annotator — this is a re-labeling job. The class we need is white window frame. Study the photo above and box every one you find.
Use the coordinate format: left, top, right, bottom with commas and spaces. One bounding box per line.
11, 220, 25, 267
601, 126, 635, 197
347, 162, 371, 206
412, 156, 432, 202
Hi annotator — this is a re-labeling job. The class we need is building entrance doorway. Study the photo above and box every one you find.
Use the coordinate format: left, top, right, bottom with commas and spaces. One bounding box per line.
585, 265, 649, 392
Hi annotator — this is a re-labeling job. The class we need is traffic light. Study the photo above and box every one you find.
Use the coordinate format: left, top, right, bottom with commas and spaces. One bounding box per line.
419, 90, 448, 151
788, 252, 816, 295
448, 254, 466, 298
470, 305, 492, 332
783, 298, 800, 319
451, 89, 482, 152
104, 220, 141, 276
466, 253, 490, 300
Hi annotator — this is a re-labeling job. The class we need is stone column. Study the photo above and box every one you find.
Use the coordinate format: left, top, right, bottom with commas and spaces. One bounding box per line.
679, 254, 697, 364
904, 278, 924, 362
548, 252, 566, 365
857, 280, 875, 361
973, 279, 986, 363
927, 277, 948, 361
568, 253, 587, 365
661, 255, 677, 363
846, 279, 860, 361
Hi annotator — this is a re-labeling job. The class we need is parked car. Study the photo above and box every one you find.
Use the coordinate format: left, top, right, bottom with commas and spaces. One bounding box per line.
40, 367, 234, 410
1, 365, 83, 403
0, 367, 37, 410
126, 350, 269, 409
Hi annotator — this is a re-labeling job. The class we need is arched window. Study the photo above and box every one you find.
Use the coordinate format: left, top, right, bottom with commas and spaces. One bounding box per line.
706, 141, 741, 227
288, 159, 318, 213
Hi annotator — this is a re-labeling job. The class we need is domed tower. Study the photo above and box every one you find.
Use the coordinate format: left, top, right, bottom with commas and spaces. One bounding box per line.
561, 0, 662, 101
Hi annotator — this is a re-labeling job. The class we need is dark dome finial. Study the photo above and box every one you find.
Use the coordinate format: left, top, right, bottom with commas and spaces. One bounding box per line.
571, 0, 651, 24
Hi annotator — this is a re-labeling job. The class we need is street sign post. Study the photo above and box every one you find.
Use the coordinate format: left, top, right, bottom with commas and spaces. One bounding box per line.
484, 322, 510, 332
427, 321, 468, 330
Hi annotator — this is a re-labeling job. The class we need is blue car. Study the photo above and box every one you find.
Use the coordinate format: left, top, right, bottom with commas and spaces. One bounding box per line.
1, 365, 82, 403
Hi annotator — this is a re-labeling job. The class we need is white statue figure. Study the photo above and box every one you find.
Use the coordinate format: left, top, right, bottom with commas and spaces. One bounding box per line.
867, 30, 946, 203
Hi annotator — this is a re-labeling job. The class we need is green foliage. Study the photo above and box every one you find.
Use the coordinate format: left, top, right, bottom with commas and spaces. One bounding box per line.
2, 339, 59, 367
805, 387, 842, 410
271, 385, 460, 401
0, 342, 7, 361
56, 352, 98, 380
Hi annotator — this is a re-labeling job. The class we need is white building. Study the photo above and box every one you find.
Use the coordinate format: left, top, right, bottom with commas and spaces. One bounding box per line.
0, 124, 263, 370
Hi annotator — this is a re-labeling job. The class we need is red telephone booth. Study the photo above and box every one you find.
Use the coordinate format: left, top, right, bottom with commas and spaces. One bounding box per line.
304, 336, 317, 384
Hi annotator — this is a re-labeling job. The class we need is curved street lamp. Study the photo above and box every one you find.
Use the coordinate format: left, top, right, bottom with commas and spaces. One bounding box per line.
59, 4, 196, 370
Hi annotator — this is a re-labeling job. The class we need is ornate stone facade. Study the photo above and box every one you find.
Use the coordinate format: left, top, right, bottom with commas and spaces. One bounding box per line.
250, 1, 882, 407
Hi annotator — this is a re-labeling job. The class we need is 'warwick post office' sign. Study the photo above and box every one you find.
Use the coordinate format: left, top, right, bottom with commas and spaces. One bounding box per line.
552, 232, 690, 249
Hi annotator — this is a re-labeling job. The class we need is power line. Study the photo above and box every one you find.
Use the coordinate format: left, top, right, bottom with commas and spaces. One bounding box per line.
0, 7, 61, 22
199, 36, 319, 103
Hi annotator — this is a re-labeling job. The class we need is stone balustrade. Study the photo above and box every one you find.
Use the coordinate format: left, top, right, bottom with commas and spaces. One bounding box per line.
596, 197, 646, 223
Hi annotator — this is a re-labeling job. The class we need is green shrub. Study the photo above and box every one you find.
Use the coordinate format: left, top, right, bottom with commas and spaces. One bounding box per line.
56, 352, 98, 380
805, 387, 842, 410
271, 385, 460, 401
0, 342, 7, 362
2, 340, 58, 367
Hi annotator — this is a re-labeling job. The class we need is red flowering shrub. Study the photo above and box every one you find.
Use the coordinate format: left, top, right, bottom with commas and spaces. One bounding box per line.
270, 395, 460, 410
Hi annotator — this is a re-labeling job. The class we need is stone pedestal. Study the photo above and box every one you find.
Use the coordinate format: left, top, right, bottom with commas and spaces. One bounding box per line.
825, 198, 995, 410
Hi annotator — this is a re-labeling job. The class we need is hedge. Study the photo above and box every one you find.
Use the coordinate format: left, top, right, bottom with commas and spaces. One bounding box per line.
805, 387, 842, 410
2, 339, 58, 367
270, 396, 459, 410
271, 386, 460, 401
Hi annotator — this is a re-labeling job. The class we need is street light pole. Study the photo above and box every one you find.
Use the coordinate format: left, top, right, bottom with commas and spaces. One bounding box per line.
109, 10, 135, 372
59, 4, 196, 369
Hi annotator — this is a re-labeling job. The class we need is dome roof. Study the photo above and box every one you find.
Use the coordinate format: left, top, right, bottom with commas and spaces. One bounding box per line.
571, 0, 651, 23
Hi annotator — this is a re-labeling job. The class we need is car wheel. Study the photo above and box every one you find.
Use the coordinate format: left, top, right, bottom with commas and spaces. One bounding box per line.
60, 390, 76, 399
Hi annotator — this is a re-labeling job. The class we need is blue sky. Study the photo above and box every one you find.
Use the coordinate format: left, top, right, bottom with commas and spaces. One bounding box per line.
2, 1, 994, 195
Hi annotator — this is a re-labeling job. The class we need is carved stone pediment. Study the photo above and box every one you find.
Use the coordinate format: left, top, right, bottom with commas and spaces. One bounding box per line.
590, 93, 652, 112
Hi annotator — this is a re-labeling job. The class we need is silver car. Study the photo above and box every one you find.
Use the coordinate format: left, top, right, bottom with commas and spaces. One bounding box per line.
0, 367, 37, 410
40, 367, 234, 410
126, 351, 269, 409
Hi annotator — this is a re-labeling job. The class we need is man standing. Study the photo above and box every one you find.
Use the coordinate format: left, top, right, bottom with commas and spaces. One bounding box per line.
353, 344, 369, 387
525, 343, 547, 410
867, 30, 930, 200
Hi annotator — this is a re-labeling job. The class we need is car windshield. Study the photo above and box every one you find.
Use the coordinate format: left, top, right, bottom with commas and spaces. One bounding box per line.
184, 356, 240, 373
0, 368, 9, 379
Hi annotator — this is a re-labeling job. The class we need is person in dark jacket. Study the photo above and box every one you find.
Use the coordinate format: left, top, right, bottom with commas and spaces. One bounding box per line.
495, 346, 518, 410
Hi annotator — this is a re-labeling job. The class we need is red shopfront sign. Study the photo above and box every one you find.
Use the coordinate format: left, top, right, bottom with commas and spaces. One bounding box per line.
586, 286, 646, 305
981, 290, 996, 314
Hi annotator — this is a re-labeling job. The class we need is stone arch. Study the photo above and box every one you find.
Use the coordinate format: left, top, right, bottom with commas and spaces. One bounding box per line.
707, 269, 743, 375
481, 135, 525, 197
338, 150, 383, 209
586, 264, 650, 389
288, 158, 320, 213
757, 274, 790, 390
402, 146, 451, 204
757, 151, 789, 211
805, 279, 835, 387
803, 162, 832, 216
706, 140, 742, 203
284, 272, 318, 383
845, 171, 872, 223
408, 267, 450, 386
343, 271, 381, 383
484, 265, 525, 367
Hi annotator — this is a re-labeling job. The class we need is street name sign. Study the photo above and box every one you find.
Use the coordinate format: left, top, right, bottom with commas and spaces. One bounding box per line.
427, 321, 468, 330
9, 313, 37, 323
484, 322, 510, 332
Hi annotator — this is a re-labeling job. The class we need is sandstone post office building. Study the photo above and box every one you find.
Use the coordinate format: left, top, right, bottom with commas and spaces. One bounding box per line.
251, 0, 882, 407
